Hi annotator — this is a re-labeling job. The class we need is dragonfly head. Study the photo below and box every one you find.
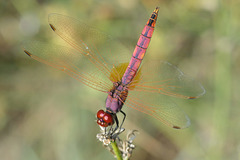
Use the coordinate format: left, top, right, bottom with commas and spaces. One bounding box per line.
96, 110, 114, 127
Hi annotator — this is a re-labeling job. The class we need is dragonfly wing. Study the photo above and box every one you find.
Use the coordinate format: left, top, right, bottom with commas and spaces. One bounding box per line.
23, 41, 113, 92
125, 90, 191, 129
130, 61, 205, 99
24, 14, 132, 92
48, 13, 131, 75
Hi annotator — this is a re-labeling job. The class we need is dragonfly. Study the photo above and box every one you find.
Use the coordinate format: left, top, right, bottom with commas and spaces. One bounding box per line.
23, 7, 205, 135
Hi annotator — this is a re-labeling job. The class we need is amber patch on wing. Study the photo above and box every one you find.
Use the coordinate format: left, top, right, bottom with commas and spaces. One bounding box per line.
109, 62, 142, 89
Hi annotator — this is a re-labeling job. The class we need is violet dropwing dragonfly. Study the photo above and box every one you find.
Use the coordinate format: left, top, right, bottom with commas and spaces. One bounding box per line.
23, 7, 205, 133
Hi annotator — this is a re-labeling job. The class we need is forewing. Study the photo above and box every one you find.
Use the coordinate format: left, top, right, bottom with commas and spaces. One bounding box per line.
48, 13, 131, 78
24, 13, 132, 92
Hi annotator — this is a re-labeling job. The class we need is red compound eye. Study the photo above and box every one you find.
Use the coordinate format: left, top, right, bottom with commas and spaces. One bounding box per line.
97, 110, 105, 119
96, 110, 114, 127
97, 119, 108, 127
103, 113, 113, 125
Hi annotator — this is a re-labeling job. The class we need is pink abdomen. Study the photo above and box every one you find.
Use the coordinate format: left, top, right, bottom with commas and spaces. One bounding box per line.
121, 7, 159, 85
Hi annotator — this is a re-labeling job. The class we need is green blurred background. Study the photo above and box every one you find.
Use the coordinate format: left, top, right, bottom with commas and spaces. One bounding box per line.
0, 0, 240, 159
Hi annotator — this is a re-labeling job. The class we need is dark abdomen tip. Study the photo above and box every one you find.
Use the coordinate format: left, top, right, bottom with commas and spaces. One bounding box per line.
154, 7, 159, 14
147, 7, 159, 28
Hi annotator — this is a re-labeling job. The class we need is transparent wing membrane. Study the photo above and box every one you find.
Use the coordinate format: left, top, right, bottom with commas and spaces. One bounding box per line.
129, 61, 205, 99
23, 42, 112, 92
125, 90, 191, 129
124, 61, 205, 128
23, 14, 131, 92
48, 13, 130, 75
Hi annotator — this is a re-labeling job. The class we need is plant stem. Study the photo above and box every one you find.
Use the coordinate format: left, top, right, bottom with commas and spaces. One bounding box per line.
111, 140, 123, 160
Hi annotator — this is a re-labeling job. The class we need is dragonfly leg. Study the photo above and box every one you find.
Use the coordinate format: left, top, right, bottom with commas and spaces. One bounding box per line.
119, 110, 126, 130
111, 115, 119, 136
111, 111, 126, 139
107, 123, 113, 135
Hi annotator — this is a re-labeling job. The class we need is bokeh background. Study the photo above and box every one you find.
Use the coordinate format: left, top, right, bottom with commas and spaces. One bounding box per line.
1, 0, 240, 160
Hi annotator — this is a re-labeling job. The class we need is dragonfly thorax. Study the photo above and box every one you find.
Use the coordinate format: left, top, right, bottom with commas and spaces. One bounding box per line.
105, 82, 128, 114
111, 82, 128, 97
